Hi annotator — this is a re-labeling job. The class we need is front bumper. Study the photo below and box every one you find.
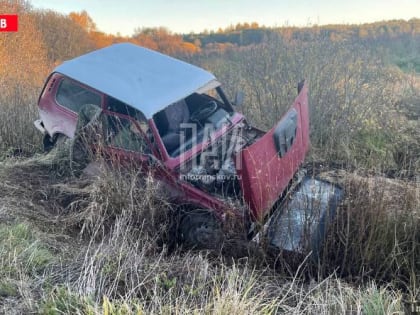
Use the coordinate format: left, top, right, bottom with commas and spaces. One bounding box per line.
33, 119, 46, 135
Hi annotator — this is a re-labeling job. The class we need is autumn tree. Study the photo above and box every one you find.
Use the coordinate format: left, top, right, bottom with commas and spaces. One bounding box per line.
132, 27, 199, 55
69, 10, 96, 33
0, 0, 48, 97
34, 10, 94, 64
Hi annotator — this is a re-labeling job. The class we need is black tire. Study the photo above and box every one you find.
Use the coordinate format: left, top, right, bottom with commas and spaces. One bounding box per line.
43, 134, 67, 152
43, 134, 56, 152
179, 209, 224, 250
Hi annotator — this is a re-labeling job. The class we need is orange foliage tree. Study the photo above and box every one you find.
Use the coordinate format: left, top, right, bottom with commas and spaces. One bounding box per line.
69, 10, 97, 33
132, 27, 200, 55
34, 10, 94, 64
0, 0, 49, 97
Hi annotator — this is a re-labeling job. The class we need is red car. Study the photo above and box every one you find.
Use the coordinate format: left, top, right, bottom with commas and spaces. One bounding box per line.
34, 43, 342, 254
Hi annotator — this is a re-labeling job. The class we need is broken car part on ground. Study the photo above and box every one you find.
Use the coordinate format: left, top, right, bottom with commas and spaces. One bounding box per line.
33, 43, 343, 255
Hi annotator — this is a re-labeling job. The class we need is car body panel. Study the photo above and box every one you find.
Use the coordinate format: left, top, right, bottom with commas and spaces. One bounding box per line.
38, 73, 103, 139
236, 84, 309, 221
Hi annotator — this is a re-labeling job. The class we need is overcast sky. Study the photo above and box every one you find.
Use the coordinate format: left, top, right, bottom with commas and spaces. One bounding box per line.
30, 0, 419, 35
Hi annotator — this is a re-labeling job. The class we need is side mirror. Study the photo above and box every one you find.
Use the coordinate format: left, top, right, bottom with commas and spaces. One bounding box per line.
233, 91, 245, 107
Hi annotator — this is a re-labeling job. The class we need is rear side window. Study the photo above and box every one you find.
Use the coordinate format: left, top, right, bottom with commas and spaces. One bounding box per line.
56, 79, 101, 113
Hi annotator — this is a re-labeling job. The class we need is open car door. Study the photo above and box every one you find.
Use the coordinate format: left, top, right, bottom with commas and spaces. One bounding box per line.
237, 82, 310, 221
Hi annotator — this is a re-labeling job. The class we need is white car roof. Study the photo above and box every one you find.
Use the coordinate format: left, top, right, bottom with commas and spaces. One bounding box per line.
54, 43, 220, 118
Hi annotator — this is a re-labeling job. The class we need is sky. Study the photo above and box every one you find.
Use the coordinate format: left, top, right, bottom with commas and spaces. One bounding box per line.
30, 0, 419, 36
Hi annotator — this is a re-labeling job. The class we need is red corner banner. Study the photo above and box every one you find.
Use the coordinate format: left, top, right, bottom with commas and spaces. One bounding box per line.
0, 15, 18, 32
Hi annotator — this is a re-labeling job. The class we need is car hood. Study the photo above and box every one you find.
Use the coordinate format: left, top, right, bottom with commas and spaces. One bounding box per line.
236, 83, 310, 221
54, 43, 220, 118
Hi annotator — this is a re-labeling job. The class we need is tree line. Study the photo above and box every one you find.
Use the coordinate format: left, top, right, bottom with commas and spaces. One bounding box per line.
0, 0, 418, 91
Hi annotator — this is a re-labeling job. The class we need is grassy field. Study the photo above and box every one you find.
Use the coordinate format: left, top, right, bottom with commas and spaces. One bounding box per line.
0, 33, 419, 314
0, 156, 417, 314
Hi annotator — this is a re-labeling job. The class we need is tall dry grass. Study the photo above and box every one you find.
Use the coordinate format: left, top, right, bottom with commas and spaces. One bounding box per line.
0, 87, 42, 155
0, 153, 417, 313
316, 171, 419, 293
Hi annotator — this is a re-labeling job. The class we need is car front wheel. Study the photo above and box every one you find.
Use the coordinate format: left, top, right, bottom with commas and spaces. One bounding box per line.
43, 134, 56, 152
179, 209, 224, 250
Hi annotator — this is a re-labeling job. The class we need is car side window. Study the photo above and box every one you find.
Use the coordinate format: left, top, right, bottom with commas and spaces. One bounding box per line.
56, 79, 101, 113
107, 96, 146, 121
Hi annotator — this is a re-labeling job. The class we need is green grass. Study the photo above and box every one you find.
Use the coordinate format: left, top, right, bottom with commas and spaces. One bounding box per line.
0, 279, 19, 298
0, 223, 55, 277
40, 287, 95, 315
